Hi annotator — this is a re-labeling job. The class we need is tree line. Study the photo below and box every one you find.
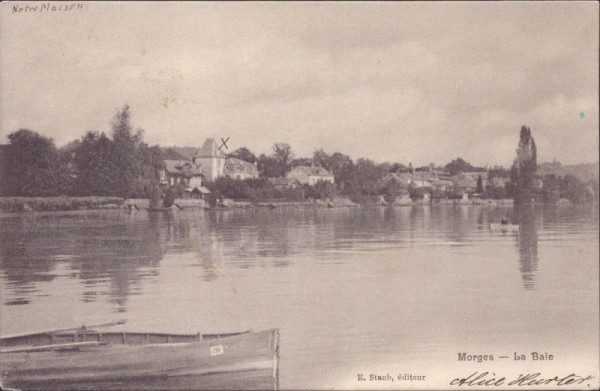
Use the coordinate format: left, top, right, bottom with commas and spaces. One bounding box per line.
0, 105, 163, 198
0, 109, 596, 204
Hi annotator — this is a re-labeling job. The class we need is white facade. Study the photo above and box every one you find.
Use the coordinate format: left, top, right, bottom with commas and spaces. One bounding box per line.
287, 166, 335, 185
192, 138, 227, 182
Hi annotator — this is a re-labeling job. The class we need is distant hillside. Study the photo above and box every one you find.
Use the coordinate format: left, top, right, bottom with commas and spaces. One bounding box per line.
538, 161, 599, 183
161, 146, 197, 160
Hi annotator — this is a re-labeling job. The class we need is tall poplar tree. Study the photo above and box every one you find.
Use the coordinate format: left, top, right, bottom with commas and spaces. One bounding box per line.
111, 105, 143, 197
511, 125, 537, 203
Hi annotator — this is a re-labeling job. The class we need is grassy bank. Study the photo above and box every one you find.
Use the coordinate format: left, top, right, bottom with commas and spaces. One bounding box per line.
0, 197, 125, 212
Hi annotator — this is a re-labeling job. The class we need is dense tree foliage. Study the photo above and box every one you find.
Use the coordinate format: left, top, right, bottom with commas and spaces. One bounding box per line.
228, 147, 257, 164
272, 142, 293, 176
161, 147, 187, 160
2, 106, 165, 199
290, 157, 312, 168
304, 181, 336, 200
257, 142, 294, 178
72, 106, 163, 198
3, 129, 68, 196
488, 166, 509, 178
312, 149, 329, 169
74, 131, 120, 196
511, 125, 537, 203
110, 105, 144, 197
131, 143, 163, 198
257, 154, 280, 178
350, 159, 387, 196
0, 146, 8, 196
208, 177, 277, 201
484, 182, 509, 200
444, 158, 485, 175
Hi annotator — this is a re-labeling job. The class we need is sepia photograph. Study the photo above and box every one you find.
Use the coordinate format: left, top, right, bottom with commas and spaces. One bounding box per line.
0, 1, 598, 390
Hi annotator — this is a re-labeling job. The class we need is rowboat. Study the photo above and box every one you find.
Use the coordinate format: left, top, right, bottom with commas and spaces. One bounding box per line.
0, 325, 280, 390
490, 223, 519, 232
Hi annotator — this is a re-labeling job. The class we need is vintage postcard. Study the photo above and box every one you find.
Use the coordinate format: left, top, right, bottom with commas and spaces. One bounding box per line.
0, 1, 598, 390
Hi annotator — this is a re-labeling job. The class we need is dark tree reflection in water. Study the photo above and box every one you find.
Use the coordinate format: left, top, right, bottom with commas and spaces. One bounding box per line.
515, 204, 539, 290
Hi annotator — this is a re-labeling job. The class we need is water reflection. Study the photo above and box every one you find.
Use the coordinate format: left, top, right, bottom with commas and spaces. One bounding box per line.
515, 205, 538, 290
0, 211, 164, 312
1, 205, 596, 312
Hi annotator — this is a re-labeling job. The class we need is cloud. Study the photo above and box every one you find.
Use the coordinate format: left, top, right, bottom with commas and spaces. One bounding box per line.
0, 2, 597, 168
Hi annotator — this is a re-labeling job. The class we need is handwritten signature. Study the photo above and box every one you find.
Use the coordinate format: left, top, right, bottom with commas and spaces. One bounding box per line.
450, 372, 595, 387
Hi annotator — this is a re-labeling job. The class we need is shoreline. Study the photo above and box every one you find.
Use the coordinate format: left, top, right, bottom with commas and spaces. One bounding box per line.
0, 196, 125, 213
0, 196, 586, 213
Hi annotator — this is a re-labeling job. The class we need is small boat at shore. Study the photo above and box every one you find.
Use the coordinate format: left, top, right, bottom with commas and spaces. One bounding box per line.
490, 223, 519, 232
1, 325, 280, 390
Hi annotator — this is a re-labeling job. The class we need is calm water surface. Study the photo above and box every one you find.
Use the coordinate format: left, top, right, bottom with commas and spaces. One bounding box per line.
1, 205, 598, 389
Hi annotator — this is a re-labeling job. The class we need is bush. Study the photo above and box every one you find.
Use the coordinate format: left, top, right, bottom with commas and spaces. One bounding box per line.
303, 181, 336, 200
162, 187, 176, 207
209, 177, 278, 202
444, 188, 463, 200
0, 196, 124, 212
485, 185, 507, 200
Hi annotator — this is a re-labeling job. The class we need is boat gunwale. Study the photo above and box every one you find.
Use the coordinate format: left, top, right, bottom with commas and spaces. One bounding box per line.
0, 329, 252, 349
1, 329, 249, 340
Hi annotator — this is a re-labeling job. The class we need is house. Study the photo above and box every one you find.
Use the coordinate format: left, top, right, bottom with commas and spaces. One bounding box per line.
430, 178, 453, 192
160, 160, 210, 199
192, 138, 228, 182
160, 160, 204, 187
410, 172, 433, 189
377, 173, 411, 194
185, 186, 211, 200
489, 176, 510, 188
268, 177, 303, 190
452, 174, 478, 193
192, 138, 258, 182
224, 157, 259, 180
286, 166, 334, 185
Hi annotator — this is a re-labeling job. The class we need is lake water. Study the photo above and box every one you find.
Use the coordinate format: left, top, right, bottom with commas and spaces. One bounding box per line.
1, 204, 598, 389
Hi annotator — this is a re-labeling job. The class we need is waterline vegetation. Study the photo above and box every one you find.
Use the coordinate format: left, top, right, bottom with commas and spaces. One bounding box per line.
0, 106, 597, 211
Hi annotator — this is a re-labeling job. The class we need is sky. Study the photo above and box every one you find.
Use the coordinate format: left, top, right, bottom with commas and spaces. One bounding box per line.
1, 1, 598, 167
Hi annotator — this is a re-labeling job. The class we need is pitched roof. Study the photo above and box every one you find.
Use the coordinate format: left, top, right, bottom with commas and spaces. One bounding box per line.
288, 166, 333, 177
194, 138, 227, 159
163, 160, 203, 176
378, 173, 411, 188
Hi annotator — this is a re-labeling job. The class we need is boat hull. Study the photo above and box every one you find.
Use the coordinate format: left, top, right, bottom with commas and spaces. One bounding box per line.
1, 329, 279, 390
